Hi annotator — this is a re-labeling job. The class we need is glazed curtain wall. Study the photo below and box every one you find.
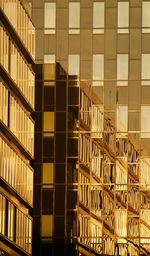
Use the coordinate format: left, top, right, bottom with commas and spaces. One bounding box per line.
0, 82, 34, 156
0, 136, 33, 205
0, 26, 35, 108
0, 193, 32, 254
0, 0, 35, 58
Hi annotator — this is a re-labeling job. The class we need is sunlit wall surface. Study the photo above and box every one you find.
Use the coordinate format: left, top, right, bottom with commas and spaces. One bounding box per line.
0, 0, 35, 255
32, 0, 150, 255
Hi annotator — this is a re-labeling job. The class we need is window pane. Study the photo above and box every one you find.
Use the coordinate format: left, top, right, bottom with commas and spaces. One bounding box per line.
43, 112, 55, 133
142, 54, 150, 85
141, 106, 150, 138
93, 2, 104, 34
118, 2, 129, 33
142, 2, 150, 33
43, 163, 54, 186
117, 54, 128, 85
43, 64, 55, 86
41, 215, 53, 237
93, 54, 104, 86
44, 3, 56, 34
68, 55, 80, 76
117, 106, 128, 132
116, 209, 127, 237
44, 54, 55, 64
69, 3, 80, 34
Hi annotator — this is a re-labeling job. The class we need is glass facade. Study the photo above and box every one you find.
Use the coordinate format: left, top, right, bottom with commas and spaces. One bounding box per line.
0, 25, 35, 108
0, 136, 33, 205
0, 0, 35, 58
0, 82, 34, 156
0, 193, 32, 254
32, 1, 150, 256
0, 0, 35, 255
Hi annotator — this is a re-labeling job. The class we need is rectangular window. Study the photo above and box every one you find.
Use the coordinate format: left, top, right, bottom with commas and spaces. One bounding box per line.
42, 163, 54, 188
93, 2, 104, 34
117, 105, 128, 132
93, 54, 104, 86
141, 106, 150, 138
142, 2, 150, 33
68, 55, 80, 76
9, 94, 34, 156
91, 105, 103, 137
69, 3, 80, 34
115, 209, 127, 237
8, 202, 14, 241
79, 134, 90, 168
142, 54, 150, 85
116, 163, 127, 190
41, 215, 53, 238
117, 54, 128, 86
140, 158, 150, 188
0, 136, 33, 205
44, 54, 55, 64
44, 64, 55, 86
0, 82, 8, 126
43, 112, 55, 136
2, 0, 35, 57
44, 3, 56, 34
117, 2, 129, 33
0, 194, 6, 235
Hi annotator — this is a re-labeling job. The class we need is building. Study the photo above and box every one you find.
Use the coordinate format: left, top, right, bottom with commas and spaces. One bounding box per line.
31, 0, 150, 255
0, 0, 35, 255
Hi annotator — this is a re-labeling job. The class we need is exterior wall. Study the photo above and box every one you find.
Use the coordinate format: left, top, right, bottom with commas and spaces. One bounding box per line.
32, 0, 150, 255
0, 1, 35, 255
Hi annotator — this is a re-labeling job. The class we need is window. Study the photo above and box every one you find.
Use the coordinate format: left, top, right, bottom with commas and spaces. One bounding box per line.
142, 2, 150, 33
2, 0, 35, 57
16, 209, 32, 254
79, 134, 90, 167
0, 136, 33, 205
91, 105, 103, 138
0, 193, 32, 254
117, 105, 128, 132
69, 3, 80, 34
93, 2, 104, 34
142, 54, 150, 85
68, 54, 80, 76
43, 112, 55, 136
44, 64, 55, 86
116, 162, 127, 190
9, 95, 34, 156
80, 90, 91, 127
79, 171, 89, 207
140, 158, 150, 188
91, 141, 103, 177
42, 163, 54, 188
44, 54, 55, 64
41, 215, 53, 238
0, 27, 9, 72
141, 106, 150, 138
0, 194, 6, 235
44, 3, 56, 34
117, 2, 129, 33
0, 82, 8, 126
93, 54, 104, 86
8, 202, 15, 241
116, 209, 127, 237
117, 54, 128, 85
0, 25, 34, 108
